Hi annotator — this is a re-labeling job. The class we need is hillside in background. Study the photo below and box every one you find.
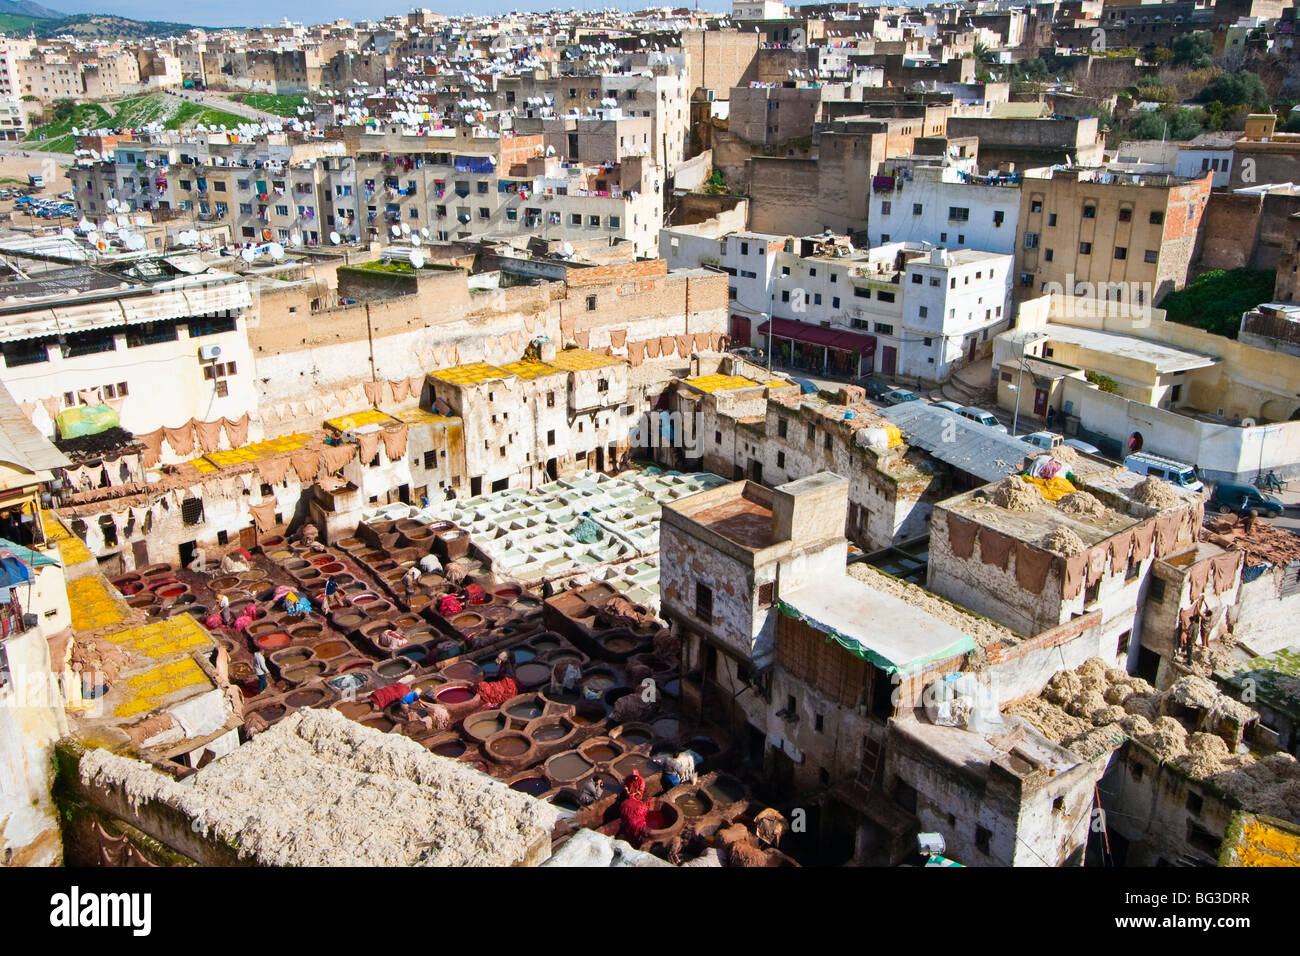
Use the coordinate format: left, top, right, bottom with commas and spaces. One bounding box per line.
0, 5, 206, 37
25, 91, 247, 152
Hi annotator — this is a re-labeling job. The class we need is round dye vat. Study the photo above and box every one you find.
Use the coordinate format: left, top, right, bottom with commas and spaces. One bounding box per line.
512, 647, 537, 664
362, 717, 395, 733
493, 586, 521, 601
283, 662, 327, 683
440, 660, 482, 683
256, 632, 292, 651
268, 549, 293, 561
651, 717, 681, 742
274, 649, 313, 668
618, 727, 652, 747
291, 625, 323, 641
613, 753, 658, 779
436, 685, 475, 705
251, 703, 287, 723
376, 659, 412, 678
319, 562, 346, 575
569, 710, 597, 726
334, 612, 364, 630
309, 555, 336, 567
464, 712, 506, 741
312, 640, 350, 660
334, 700, 371, 720
489, 733, 531, 759
583, 674, 616, 693
211, 576, 241, 591
241, 568, 268, 581
514, 663, 550, 688
542, 687, 579, 706
645, 805, 678, 833
675, 792, 712, 819
398, 646, 428, 664
583, 744, 619, 763
602, 635, 638, 654
286, 687, 328, 708
156, 584, 188, 600
513, 597, 541, 612
532, 721, 571, 743
431, 739, 466, 758
530, 635, 562, 651
505, 698, 544, 720
352, 593, 378, 605
547, 751, 593, 782
510, 777, 550, 797
451, 612, 484, 629
687, 736, 720, 758
705, 775, 746, 805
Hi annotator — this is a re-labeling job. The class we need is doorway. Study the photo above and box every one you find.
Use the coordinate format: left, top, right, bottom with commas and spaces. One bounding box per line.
179, 540, 197, 568
131, 540, 149, 569
1034, 387, 1048, 418
881, 346, 897, 377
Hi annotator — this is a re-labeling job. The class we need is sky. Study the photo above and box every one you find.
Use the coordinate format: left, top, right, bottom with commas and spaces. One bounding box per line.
51, 0, 729, 29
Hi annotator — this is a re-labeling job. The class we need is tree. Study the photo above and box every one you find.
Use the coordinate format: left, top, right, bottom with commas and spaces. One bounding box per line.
1172, 32, 1215, 69
51, 99, 77, 123
1197, 71, 1269, 109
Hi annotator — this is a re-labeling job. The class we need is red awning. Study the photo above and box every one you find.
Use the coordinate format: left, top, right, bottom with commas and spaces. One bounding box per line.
757, 318, 876, 356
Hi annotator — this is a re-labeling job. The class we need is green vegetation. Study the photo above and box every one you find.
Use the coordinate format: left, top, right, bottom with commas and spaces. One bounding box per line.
1197, 71, 1270, 110
703, 169, 727, 195
356, 259, 417, 274
1157, 268, 1277, 339
1171, 32, 1215, 69
0, 12, 203, 38
1085, 371, 1119, 394
25, 92, 246, 152
231, 92, 310, 117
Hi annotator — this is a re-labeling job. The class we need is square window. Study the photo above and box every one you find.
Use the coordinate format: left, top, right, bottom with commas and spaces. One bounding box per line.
1114, 247, 1127, 260
1079, 242, 1092, 255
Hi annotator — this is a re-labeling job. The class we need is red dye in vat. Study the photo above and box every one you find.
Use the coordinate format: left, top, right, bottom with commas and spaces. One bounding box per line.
256, 632, 291, 650
645, 809, 666, 831
157, 585, 187, 599
437, 686, 474, 704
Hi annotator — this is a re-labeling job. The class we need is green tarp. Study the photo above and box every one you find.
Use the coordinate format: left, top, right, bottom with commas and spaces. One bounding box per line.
775, 598, 976, 676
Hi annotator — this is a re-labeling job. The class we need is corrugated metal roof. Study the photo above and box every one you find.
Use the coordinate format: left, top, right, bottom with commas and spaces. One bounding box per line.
882, 401, 1029, 483
0, 381, 70, 475
0, 276, 251, 344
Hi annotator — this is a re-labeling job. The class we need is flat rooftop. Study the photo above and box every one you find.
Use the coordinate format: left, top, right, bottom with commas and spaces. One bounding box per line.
780, 574, 976, 675
1035, 323, 1218, 374
684, 487, 775, 550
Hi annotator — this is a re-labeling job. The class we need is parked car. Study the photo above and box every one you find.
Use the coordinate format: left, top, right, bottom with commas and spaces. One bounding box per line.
855, 376, 893, 400
1063, 438, 1101, 456
1207, 483, 1284, 517
881, 388, 921, 406
931, 400, 964, 413
1123, 452, 1204, 493
958, 406, 1009, 433
1021, 430, 1064, 451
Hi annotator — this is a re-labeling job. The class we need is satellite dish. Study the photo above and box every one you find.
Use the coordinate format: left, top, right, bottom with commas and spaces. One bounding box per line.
60, 227, 74, 240
77, 218, 92, 232
290, 230, 302, 246
410, 234, 421, 247
120, 201, 132, 213
409, 250, 425, 269
101, 221, 117, 234
400, 222, 410, 235
390, 225, 401, 237
125, 233, 146, 251
240, 248, 256, 263
268, 242, 285, 260
329, 231, 341, 245
106, 198, 119, 210
420, 227, 430, 238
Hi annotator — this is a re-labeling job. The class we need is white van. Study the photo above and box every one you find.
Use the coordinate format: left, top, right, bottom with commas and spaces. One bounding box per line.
1123, 452, 1204, 492
958, 406, 1008, 434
